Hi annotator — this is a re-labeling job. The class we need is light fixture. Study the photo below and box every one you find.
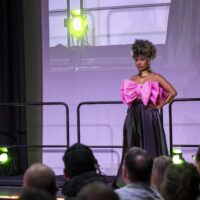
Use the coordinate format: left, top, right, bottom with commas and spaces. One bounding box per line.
65, 9, 88, 41
172, 149, 185, 165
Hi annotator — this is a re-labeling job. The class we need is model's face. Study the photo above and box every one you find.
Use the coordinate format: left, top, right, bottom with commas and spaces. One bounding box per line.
134, 56, 150, 72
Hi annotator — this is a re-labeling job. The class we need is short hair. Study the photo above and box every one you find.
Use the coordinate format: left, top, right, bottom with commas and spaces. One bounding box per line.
151, 156, 172, 192
124, 147, 153, 182
23, 163, 57, 196
76, 182, 119, 200
63, 143, 97, 178
161, 162, 200, 200
131, 39, 156, 60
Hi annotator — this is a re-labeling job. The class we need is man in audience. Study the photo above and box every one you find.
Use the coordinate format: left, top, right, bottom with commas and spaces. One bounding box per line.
20, 189, 55, 200
22, 163, 57, 198
62, 143, 106, 199
161, 162, 200, 200
115, 147, 163, 200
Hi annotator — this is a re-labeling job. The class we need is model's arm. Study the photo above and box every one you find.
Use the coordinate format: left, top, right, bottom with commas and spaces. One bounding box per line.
155, 73, 177, 109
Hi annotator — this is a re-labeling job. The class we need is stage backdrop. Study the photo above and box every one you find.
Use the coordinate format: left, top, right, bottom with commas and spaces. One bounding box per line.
42, 0, 200, 175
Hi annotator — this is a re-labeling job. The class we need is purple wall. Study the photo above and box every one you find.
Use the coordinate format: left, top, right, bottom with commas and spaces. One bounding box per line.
43, 44, 200, 175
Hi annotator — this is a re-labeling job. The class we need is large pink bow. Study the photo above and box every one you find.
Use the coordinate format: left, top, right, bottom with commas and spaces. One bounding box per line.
121, 80, 162, 106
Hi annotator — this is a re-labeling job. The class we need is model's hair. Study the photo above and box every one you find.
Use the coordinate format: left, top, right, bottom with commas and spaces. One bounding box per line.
124, 147, 153, 182
63, 143, 97, 178
76, 182, 119, 200
131, 39, 156, 60
161, 162, 200, 200
151, 156, 172, 192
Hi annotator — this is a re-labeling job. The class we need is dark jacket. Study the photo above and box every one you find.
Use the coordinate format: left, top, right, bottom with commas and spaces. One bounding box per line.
62, 171, 107, 199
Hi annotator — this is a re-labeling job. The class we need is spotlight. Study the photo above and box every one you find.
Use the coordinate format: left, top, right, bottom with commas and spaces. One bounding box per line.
172, 149, 185, 165
65, 9, 88, 40
0, 147, 9, 164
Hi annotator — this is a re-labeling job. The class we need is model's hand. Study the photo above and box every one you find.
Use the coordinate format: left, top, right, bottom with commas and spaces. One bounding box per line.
148, 103, 163, 110
155, 104, 162, 109
148, 104, 155, 109
155, 101, 166, 109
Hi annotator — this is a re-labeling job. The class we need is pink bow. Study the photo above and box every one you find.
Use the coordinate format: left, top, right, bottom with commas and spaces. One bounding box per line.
121, 80, 162, 106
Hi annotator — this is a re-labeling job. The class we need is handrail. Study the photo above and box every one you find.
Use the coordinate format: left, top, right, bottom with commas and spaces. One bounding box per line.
0, 145, 69, 148
0, 102, 70, 148
77, 101, 164, 148
77, 101, 122, 145
169, 98, 200, 156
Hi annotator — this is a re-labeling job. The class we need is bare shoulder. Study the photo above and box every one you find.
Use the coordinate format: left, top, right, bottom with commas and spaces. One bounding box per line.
130, 74, 138, 81
152, 72, 168, 82
152, 72, 177, 96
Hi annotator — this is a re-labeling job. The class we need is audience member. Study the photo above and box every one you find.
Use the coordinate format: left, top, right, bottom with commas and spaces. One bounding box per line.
76, 182, 119, 200
194, 146, 200, 173
22, 163, 57, 198
115, 147, 163, 200
161, 162, 200, 200
20, 189, 55, 200
62, 143, 106, 199
151, 156, 172, 192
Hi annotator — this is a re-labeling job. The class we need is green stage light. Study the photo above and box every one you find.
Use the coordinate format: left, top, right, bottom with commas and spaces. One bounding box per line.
0, 147, 8, 153
172, 149, 185, 165
0, 153, 8, 164
66, 9, 88, 40
0, 147, 9, 164
172, 155, 184, 164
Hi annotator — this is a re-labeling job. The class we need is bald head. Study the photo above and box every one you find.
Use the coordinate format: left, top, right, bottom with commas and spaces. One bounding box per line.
124, 147, 153, 183
23, 163, 57, 196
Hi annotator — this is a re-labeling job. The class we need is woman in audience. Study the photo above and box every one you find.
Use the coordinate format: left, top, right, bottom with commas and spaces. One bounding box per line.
151, 156, 172, 192
161, 162, 200, 200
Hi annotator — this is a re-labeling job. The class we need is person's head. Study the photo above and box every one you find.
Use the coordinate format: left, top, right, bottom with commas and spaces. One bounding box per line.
161, 162, 200, 200
76, 182, 119, 200
151, 156, 172, 192
63, 143, 98, 180
194, 146, 200, 172
122, 147, 153, 184
23, 163, 57, 197
20, 189, 55, 200
131, 39, 156, 72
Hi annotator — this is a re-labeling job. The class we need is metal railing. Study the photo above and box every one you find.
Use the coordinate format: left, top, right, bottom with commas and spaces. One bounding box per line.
77, 101, 123, 148
0, 102, 70, 148
77, 99, 199, 157
169, 98, 200, 156
77, 100, 164, 149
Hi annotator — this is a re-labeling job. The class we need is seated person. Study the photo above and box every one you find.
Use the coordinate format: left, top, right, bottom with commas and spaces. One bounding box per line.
161, 162, 200, 200
76, 182, 119, 200
62, 143, 107, 199
115, 147, 163, 200
194, 146, 200, 173
20, 189, 55, 200
151, 156, 172, 192
22, 163, 57, 198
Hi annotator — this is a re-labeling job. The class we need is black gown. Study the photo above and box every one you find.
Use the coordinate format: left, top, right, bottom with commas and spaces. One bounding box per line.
115, 99, 168, 187
123, 99, 168, 157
